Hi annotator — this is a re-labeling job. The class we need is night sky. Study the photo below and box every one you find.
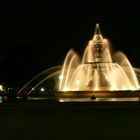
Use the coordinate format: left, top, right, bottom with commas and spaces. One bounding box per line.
1, 1, 140, 87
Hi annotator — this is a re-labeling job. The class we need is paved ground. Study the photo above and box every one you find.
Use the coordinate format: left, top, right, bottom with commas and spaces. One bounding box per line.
0, 101, 140, 140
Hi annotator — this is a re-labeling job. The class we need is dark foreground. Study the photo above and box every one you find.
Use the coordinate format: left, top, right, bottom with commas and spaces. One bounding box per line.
0, 101, 140, 140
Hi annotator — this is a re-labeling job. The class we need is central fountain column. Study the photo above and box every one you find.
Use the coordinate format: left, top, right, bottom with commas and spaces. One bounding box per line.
92, 24, 104, 63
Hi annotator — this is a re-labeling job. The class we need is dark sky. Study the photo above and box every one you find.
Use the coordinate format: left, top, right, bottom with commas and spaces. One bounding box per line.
1, 1, 140, 87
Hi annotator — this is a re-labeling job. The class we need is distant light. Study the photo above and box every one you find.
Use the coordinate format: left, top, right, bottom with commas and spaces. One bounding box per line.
59, 75, 64, 80
59, 98, 64, 102
0, 85, 4, 92
40, 88, 45, 92
32, 88, 35, 91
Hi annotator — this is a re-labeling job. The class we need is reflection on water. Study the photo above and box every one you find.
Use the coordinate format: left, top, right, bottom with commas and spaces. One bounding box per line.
95, 97, 139, 102
59, 97, 140, 102
0, 96, 3, 103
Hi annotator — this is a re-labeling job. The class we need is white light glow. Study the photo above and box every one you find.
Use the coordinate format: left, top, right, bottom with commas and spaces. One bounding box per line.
32, 88, 35, 91
40, 88, 45, 92
59, 98, 64, 102
59, 75, 64, 80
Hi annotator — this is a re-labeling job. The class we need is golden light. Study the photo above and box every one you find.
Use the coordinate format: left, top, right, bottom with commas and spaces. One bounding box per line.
0, 85, 4, 92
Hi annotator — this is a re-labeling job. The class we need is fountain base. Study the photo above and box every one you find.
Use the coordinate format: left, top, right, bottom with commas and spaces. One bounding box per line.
17, 90, 140, 102
56, 90, 140, 98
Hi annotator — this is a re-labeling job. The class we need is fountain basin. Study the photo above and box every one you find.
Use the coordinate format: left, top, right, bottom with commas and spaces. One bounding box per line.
16, 90, 140, 103
56, 90, 140, 98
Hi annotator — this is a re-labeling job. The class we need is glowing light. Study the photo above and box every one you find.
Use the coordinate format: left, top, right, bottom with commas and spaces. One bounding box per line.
40, 88, 45, 92
59, 75, 64, 80
59, 98, 64, 102
32, 88, 35, 91
0, 85, 4, 92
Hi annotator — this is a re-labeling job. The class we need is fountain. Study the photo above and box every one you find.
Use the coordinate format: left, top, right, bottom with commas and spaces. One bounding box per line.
59, 24, 139, 92
17, 24, 140, 101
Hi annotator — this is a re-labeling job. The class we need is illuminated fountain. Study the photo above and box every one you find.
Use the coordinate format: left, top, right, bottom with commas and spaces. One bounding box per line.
59, 24, 139, 91
17, 24, 140, 101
